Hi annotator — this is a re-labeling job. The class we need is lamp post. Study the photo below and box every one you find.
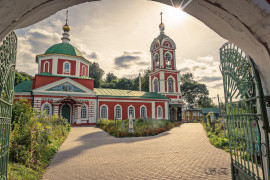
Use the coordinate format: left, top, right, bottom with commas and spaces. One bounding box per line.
210, 111, 215, 132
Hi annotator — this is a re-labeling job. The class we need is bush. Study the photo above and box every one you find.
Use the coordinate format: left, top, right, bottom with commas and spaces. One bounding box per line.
9, 98, 70, 178
97, 119, 181, 137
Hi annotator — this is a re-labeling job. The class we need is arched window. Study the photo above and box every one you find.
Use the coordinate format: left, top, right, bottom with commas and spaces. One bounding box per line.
154, 79, 158, 93
165, 42, 170, 47
115, 105, 122, 119
81, 105, 87, 119
157, 106, 163, 118
128, 106, 135, 119
168, 78, 174, 93
64, 62, 70, 74
140, 106, 147, 119
154, 54, 159, 69
165, 53, 172, 68
100, 105, 108, 119
42, 103, 51, 116
82, 66, 86, 76
44, 61, 49, 72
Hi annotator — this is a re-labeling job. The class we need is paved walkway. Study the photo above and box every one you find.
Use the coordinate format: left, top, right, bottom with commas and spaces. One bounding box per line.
43, 123, 231, 180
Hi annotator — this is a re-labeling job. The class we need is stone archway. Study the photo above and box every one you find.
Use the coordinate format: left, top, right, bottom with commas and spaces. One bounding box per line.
0, 0, 270, 97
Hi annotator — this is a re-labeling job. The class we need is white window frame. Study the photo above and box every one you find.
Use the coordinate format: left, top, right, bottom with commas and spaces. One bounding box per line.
167, 75, 176, 93
114, 104, 122, 120
82, 65, 86, 76
41, 102, 52, 116
63, 61, 71, 74
153, 77, 159, 93
128, 105, 135, 119
43, 61, 50, 73
100, 104, 108, 119
157, 106, 163, 119
165, 52, 172, 69
140, 105, 147, 119
154, 53, 159, 69
81, 104, 88, 119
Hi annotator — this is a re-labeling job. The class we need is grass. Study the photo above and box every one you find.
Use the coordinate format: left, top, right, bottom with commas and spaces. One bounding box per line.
97, 119, 181, 137
8, 163, 39, 180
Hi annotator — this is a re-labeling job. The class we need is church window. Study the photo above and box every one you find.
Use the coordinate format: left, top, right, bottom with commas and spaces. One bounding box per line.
64, 62, 70, 74
115, 105, 122, 119
140, 106, 147, 119
168, 78, 174, 93
48, 82, 85, 92
154, 79, 158, 92
82, 66, 86, 76
165, 53, 172, 68
42, 103, 51, 116
44, 61, 49, 72
154, 54, 159, 69
157, 106, 163, 118
128, 106, 135, 119
100, 105, 108, 119
81, 105, 87, 119
165, 42, 170, 47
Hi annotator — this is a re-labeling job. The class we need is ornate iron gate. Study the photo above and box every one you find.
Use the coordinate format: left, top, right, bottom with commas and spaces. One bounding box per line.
220, 42, 270, 180
0, 31, 17, 180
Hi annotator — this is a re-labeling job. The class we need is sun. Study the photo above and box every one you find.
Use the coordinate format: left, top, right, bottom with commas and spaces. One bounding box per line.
164, 5, 188, 24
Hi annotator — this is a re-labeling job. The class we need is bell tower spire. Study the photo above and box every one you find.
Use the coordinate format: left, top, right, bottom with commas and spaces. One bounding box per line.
159, 12, 165, 34
61, 10, 70, 43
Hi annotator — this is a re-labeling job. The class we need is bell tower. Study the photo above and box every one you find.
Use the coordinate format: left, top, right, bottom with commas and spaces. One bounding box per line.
149, 13, 183, 120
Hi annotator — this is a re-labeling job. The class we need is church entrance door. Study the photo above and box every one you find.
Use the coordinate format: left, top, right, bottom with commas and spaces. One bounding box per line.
62, 104, 71, 124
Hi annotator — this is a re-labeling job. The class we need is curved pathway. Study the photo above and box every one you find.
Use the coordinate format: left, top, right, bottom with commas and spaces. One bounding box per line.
43, 123, 231, 180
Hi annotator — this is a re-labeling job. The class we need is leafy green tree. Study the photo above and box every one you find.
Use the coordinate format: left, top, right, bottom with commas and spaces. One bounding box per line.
198, 96, 216, 108
105, 72, 118, 83
89, 62, 104, 88
180, 73, 210, 105
115, 78, 134, 90
141, 69, 151, 92
15, 71, 33, 86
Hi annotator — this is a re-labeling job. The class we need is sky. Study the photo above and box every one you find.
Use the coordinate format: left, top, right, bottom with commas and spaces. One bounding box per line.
15, 0, 227, 104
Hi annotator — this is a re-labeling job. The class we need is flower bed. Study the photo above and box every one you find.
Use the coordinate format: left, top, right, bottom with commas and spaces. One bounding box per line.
97, 119, 181, 137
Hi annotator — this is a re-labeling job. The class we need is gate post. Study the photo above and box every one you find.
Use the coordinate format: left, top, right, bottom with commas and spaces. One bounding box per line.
0, 31, 17, 179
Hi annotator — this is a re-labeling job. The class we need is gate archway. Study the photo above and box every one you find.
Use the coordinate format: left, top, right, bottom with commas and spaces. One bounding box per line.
220, 42, 270, 180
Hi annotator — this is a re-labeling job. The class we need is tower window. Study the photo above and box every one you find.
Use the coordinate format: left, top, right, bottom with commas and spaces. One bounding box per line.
168, 78, 174, 93
154, 54, 159, 69
82, 66, 86, 76
165, 53, 172, 68
154, 79, 158, 93
64, 62, 70, 74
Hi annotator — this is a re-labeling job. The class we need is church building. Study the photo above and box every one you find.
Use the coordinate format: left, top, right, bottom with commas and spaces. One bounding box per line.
14, 13, 183, 125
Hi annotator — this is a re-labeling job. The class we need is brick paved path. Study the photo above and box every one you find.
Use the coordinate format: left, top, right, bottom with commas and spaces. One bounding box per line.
43, 123, 231, 180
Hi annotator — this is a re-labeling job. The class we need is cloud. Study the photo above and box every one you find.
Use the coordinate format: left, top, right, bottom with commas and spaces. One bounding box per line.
211, 83, 223, 89
114, 51, 148, 69
199, 76, 222, 83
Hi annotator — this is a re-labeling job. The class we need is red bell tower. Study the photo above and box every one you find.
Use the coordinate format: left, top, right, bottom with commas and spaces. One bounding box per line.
149, 13, 183, 121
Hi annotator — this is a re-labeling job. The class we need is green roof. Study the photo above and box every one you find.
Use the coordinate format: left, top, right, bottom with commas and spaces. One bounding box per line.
170, 104, 182, 108
36, 72, 92, 79
202, 108, 220, 114
14, 80, 33, 92
94, 88, 169, 99
44, 43, 82, 57
157, 33, 169, 42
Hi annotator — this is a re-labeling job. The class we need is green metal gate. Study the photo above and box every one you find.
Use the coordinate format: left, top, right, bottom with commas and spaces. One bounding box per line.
0, 31, 17, 180
220, 42, 270, 180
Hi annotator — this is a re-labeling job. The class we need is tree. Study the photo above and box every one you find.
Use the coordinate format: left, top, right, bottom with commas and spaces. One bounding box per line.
141, 69, 151, 92
180, 73, 210, 105
198, 96, 216, 108
89, 62, 104, 88
15, 71, 33, 86
105, 72, 118, 83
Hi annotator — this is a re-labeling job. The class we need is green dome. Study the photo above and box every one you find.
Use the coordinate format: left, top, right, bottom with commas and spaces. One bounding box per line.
44, 43, 83, 57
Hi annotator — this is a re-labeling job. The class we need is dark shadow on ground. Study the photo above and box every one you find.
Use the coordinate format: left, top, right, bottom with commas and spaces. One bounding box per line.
48, 125, 182, 167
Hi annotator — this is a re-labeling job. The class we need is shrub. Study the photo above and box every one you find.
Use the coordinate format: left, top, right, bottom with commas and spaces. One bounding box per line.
9, 98, 70, 176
